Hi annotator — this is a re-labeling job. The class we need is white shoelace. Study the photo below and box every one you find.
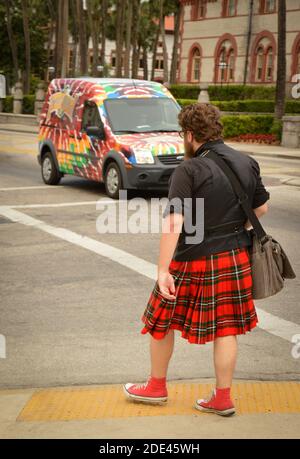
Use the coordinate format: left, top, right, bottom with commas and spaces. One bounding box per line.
133, 381, 148, 390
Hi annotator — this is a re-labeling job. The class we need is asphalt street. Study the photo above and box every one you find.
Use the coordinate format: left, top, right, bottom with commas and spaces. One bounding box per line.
0, 130, 299, 390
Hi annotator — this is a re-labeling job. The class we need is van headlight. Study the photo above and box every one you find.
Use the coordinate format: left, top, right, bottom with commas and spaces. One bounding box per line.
133, 148, 155, 164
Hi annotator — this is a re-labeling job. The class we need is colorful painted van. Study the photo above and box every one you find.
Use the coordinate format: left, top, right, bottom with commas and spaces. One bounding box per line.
38, 78, 184, 198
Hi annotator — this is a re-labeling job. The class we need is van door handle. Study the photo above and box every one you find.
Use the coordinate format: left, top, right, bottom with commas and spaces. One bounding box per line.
69, 133, 82, 140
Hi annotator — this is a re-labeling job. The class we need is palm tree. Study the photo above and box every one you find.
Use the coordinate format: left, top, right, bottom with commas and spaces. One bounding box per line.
55, 0, 69, 78
124, 0, 133, 78
243, 0, 254, 84
5, 0, 19, 85
170, 0, 181, 84
275, 0, 286, 119
131, 0, 141, 78
76, 0, 88, 75
21, 0, 31, 93
100, 0, 108, 69
87, 0, 100, 76
159, 0, 169, 83
115, 0, 126, 77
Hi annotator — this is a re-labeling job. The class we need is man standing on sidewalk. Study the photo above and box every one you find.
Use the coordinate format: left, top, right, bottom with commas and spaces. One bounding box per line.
124, 103, 270, 416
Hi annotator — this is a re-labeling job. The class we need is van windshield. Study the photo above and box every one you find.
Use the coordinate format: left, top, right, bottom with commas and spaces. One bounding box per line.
104, 98, 181, 134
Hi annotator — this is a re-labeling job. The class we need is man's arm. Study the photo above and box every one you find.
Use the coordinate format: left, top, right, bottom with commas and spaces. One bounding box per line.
157, 213, 184, 300
244, 202, 269, 230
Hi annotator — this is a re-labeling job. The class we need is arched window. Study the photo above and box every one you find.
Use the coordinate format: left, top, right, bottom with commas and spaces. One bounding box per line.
259, 0, 276, 14
192, 0, 207, 20
256, 47, 264, 81
251, 34, 276, 83
228, 49, 235, 81
222, 0, 237, 17
219, 48, 227, 82
191, 48, 201, 81
266, 47, 274, 81
214, 37, 236, 83
187, 45, 202, 82
291, 34, 300, 79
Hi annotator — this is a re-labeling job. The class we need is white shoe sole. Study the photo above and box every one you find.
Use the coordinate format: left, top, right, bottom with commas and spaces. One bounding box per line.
123, 384, 168, 405
194, 401, 235, 417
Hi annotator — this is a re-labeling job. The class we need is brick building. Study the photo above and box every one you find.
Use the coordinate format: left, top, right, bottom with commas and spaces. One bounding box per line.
178, 0, 300, 85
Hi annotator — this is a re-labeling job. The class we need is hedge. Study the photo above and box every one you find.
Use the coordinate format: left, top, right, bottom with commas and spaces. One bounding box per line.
170, 84, 276, 101
2, 96, 13, 113
221, 115, 275, 138
177, 98, 300, 113
22, 95, 35, 114
2, 95, 35, 114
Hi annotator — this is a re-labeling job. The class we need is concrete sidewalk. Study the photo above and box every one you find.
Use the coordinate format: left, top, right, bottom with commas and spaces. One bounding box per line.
0, 378, 299, 439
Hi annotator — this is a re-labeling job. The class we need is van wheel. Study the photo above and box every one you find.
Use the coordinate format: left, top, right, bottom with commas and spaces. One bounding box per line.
104, 162, 123, 199
41, 152, 62, 185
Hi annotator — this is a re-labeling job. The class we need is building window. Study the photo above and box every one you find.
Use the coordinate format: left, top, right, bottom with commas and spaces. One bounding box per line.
192, 48, 201, 81
111, 51, 124, 68
228, 49, 235, 81
253, 37, 275, 83
222, 0, 237, 17
259, 0, 276, 14
111, 54, 116, 68
192, 0, 207, 20
266, 47, 273, 81
215, 38, 236, 83
219, 48, 227, 82
291, 34, 300, 79
187, 45, 202, 82
155, 55, 164, 70
256, 47, 264, 81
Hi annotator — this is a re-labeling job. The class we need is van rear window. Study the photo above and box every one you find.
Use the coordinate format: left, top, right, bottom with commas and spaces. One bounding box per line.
104, 98, 180, 134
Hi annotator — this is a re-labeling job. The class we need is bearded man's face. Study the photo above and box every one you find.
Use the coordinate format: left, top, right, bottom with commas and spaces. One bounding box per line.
184, 132, 196, 159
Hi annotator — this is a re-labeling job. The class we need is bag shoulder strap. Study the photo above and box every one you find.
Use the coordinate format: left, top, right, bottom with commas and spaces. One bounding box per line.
204, 149, 267, 240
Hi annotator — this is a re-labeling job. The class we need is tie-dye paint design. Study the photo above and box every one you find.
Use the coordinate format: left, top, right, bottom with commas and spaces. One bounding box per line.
38, 78, 184, 182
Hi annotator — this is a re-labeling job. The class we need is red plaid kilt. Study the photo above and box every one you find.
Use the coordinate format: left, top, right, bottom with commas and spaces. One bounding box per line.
141, 247, 258, 345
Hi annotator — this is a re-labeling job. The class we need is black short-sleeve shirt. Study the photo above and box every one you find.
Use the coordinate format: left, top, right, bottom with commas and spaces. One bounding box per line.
163, 139, 270, 260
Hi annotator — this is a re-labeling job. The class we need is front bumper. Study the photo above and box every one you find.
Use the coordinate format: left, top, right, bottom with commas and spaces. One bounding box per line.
124, 163, 177, 189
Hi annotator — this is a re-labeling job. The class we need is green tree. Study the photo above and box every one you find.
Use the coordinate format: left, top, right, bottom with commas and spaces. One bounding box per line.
275, 0, 286, 119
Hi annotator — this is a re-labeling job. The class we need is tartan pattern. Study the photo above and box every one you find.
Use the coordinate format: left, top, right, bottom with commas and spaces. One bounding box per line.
140, 247, 258, 345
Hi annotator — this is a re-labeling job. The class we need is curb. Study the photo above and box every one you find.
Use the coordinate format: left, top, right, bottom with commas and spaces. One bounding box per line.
0, 127, 38, 135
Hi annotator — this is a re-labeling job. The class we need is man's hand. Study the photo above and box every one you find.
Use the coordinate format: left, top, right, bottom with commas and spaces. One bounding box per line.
157, 271, 176, 300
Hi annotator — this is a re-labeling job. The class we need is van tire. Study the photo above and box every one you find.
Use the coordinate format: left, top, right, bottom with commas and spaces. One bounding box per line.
41, 152, 62, 185
104, 162, 123, 199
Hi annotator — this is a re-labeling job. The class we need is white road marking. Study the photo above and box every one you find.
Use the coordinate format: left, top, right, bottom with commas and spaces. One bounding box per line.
0, 206, 156, 280
0, 185, 63, 191
9, 201, 106, 209
0, 205, 299, 343
4, 199, 122, 209
255, 308, 300, 342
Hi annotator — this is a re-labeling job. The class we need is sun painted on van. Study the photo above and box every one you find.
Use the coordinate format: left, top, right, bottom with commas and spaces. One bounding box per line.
38, 78, 184, 185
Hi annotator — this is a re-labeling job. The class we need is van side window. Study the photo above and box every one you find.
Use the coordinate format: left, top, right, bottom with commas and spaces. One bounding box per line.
82, 101, 104, 132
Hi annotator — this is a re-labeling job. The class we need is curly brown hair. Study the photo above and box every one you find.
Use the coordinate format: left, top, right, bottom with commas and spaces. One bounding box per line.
178, 103, 223, 142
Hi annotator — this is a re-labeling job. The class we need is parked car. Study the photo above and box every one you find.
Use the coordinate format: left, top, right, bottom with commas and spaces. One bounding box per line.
37, 78, 184, 199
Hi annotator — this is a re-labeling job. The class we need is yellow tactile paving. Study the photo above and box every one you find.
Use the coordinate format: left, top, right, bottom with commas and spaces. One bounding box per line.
17, 382, 300, 422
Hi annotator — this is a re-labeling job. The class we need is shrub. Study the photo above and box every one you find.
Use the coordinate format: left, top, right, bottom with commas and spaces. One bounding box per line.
170, 84, 277, 101
177, 99, 300, 114
221, 115, 275, 139
2, 96, 13, 113
22, 95, 35, 114
270, 119, 283, 141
